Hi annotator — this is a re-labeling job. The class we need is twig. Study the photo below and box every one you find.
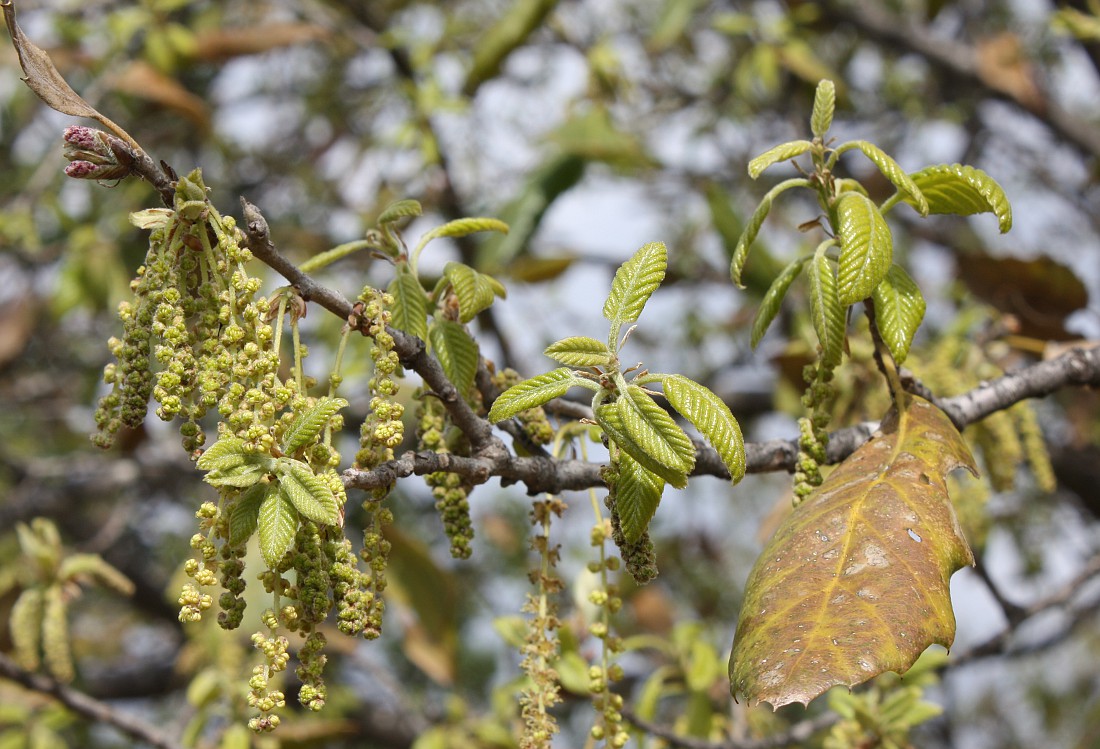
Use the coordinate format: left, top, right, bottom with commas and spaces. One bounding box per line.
621, 705, 837, 749
239, 198, 506, 462
948, 552, 1100, 668
0, 651, 184, 749
826, 0, 1100, 160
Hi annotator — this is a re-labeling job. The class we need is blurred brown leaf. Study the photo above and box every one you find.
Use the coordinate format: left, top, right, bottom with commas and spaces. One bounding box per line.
110, 62, 210, 130
975, 33, 1047, 114
191, 23, 330, 61
957, 251, 1088, 340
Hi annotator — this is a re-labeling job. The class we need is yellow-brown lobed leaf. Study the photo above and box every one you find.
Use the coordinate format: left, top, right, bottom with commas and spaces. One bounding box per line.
729, 396, 977, 708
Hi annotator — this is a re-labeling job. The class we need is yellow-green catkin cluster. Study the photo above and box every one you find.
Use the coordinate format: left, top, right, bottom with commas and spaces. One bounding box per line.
354, 287, 404, 475
794, 362, 837, 503
247, 609, 289, 733
586, 487, 628, 748
921, 320, 1056, 495
417, 393, 475, 559
93, 169, 279, 455
518, 496, 566, 749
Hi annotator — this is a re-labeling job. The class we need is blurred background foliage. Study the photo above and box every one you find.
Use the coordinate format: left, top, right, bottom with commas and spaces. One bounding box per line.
0, 0, 1099, 747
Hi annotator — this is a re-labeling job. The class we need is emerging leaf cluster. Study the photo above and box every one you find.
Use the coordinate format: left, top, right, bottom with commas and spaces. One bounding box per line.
491, 241, 746, 543
374, 200, 509, 393
197, 397, 347, 568
737, 79, 1012, 367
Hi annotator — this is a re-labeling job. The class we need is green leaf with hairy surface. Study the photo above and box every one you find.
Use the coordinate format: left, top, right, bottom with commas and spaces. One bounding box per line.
195, 436, 249, 471
616, 452, 665, 543
748, 140, 814, 179
808, 242, 845, 369
620, 385, 696, 472
872, 265, 926, 365
197, 437, 275, 488
442, 261, 501, 323
281, 396, 348, 454
229, 484, 266, 546
258, 484, 298, 569
489, 367, 581, 422
731, 194, 772, 288
905, 164, 1012, 232
836, 141, 928, 215
388, 268, 429, 341
544, 336, 613, 368
415, 217, 510, 255
811, 79, 835, 137
662, 374, 746, 482
836, 192, 892, 305
298, 240, 372, 273
751, 256, 809, 348
603, 241, 667, 326
378, 198, 422, 225
729, 396, 977, 708
428, 319, 479, 393
594, 403, 689, 489
129, 208, 174, 230
276, 459, 340, 526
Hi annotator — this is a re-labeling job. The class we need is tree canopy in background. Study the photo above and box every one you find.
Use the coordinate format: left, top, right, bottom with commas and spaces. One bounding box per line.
1, 1, 1099, 748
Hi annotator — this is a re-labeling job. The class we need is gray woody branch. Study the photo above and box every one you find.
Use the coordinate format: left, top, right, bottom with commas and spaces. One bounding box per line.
0, 651, 184, 749
238, 203, 1100, 493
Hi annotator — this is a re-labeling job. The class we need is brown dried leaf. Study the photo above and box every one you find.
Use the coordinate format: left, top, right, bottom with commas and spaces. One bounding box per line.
729, 396, 977, 708
110, 61, 210, 130
2, 1, 136, 147
191, 23, 329, 62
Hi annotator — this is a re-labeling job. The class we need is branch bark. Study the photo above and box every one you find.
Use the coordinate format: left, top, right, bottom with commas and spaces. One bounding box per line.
0, 651, 184, 749
827, 0, 1100, 160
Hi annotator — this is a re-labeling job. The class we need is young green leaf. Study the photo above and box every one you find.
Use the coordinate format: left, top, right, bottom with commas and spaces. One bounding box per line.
489, 367, 582, 422
602, 241, 667, 326
281, 396, 348, 454
276, 459, 341, 526
595, 403, 689, 489
197, 437, 275, 488
731, 178, 811, 288
414, 217, 510, 255
57, 554, 134, 595
442, 261, 500, 323
258, 485, 298, 569
748, 140, 814, 180
662, 375, 746, 483
835, 192, 892, 306
388, 268, 429, 341
811, 79, 835, 138
905, 163, 1012, 232
195, 436, 249, 471
543, 336, 613, 368
834, 141, 928, 216
750, 256, 809, 348
228, 484, 266, 546
428, 319, 479, 393
619, 385, 696, 473
872, 264, 926, 365
808, 241, 845, 369
378, 198, 423, 225
615, 453, 666, 544
731, 195, 772, 288
298, 239, 372, 274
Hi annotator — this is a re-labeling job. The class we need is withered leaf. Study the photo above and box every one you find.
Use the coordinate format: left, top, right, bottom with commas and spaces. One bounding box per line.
729, 396, 977, 708
3, 1, 136, 147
